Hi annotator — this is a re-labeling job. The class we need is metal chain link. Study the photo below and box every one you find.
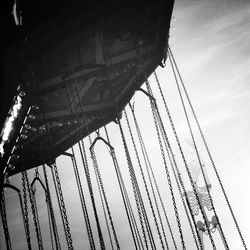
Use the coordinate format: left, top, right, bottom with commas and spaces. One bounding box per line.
21, 173, 32, 249
104, 126, 144, 250
146, 81, 186, 250
67, 78, 106, 249
167, 54, 219, 250
138, 186, 157, 250
22, 171, 44, 250
118, 119, 157, 250
89, 141, 120, 249
158, 116, 201, 250
124, 109, 165, 249
64, 80, 98, 250
71, 147, 96, 250
169, 48, 248, 250
46, 200, 55, 250
31, 184, 44, 248
51, 163, 74, 250
79, 140, 105, 250
152, 72, 203, 249
129, 104, 177, 250
92, 152, 114, 250
1, 190, 12, 250
18, 187, 32, 250
119, 119, 149, 250
113, 150, 145, 250
42, 165, 61, 250
35, 167, 39, 178
51, 164, 70, 248
148, 78, 203, 249
112, 150, 145, 250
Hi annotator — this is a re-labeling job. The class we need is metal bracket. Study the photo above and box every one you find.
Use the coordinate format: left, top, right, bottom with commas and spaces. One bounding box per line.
3, 183, 21, 195
90, 136, 114, 151
136, 88, 156, 101
61, 152, 74, 158
30, 177, 48, 198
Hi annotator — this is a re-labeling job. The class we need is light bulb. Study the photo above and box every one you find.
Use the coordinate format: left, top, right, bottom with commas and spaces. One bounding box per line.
31, 105, 39, 110
8, 164, 15, 170
20, 134, 27, 139
30, 127, 37, 132
28, 115, 36, 120
24, 124, 31, 130
12, 154, 19, 160
19, 90, 26, 97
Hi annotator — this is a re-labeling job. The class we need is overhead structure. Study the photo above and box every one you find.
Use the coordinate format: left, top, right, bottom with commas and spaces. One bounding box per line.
1, 61, 248, 250
0, 0, 174, 178
1, 1, 248, 250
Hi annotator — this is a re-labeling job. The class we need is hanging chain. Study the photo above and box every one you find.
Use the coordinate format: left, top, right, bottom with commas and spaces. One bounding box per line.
155, 64, 212, 248
43, 165, 61, 250
35, 167, 39, 178
146, 81, 187, 249
169, 48, 248, 250
100, 36, 153, 247
51, 164, 69, 248
70, 78, 105, 250
118, 119, 158, 250
22, 171, 44, 250
89, 140, 120, 249
46, 200, 55, 250
129, 104, 177, 250
79, 140, 106, 250
118, 119, 149, 250
30, 62, 62, 250
138, 184, 157, 250
21, 173, 32, 250
72, 147, 96, 249
167, 53, 221, 249
104, 125, 144, 250
112, 150, 145, 250
1, 189, 12, 250
124, 109, 165, 249
158, 117, 201, 250
119, 119, 149, 250
92, 153, 115, 250
169, 53, 222, 248
95, 166, 115, 250
71, 147, 96, 250
152, 72, 203, 249
17, 187, 32, 250
51, 163, 74, 250
65, 82, 97, 250
31, 181, 44, 250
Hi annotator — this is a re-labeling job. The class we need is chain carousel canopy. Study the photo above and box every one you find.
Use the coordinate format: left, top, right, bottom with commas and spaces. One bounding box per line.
0, 0, 174, 176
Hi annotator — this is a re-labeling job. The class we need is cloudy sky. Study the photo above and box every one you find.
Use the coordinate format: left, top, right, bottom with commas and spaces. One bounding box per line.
1, 0, 250, 249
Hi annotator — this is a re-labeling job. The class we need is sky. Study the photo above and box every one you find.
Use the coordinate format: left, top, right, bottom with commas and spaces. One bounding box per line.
1, 0, 250, 249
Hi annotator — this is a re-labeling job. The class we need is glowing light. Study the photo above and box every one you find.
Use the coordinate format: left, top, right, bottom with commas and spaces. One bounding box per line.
0, 96, 22, 156
11, 154, 19, 160
28, 114, 36, 120
24, 124, 31, 130
8, 164, 15, 170
20, 134, 27, 139
19, 90, 26, 97
31, 105, 39, 110
0, 144, 4, 156
12, 0, 22, 26
30, 127, 37, 132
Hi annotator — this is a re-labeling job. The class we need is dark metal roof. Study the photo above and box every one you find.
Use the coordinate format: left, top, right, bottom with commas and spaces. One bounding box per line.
0, 0, 174, 177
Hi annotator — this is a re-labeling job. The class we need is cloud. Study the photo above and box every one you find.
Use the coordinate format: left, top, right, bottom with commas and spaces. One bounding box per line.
174, 0, 250, 76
